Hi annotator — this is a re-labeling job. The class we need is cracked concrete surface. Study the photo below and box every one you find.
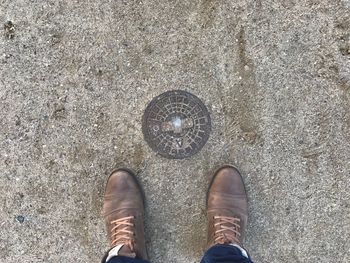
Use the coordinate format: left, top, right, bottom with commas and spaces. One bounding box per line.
1, 0, 350, 262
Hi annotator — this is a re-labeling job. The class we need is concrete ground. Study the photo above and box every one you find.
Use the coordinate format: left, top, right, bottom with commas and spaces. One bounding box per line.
1, 0, 350, 262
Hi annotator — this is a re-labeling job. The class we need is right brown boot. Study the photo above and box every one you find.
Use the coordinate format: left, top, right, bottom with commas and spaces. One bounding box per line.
206, 165, 248, 249
102, 168, 147, 261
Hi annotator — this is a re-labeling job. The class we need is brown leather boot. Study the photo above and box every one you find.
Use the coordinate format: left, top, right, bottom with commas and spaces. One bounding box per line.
102, 169, 147, 260
206, 165, 248, 248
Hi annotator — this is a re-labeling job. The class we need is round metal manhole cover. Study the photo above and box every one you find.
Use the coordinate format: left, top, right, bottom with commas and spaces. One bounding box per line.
142, 90, 211, 159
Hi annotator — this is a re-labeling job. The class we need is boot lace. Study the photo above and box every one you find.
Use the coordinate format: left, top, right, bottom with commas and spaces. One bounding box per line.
111, 216, 135, 250
214, 216, 241, 245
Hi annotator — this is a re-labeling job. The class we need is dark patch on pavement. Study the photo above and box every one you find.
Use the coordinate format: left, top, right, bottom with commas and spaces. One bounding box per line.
4, 21, 15, 39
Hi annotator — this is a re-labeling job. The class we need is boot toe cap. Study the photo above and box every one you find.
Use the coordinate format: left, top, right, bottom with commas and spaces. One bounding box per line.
209, 166, 246, 196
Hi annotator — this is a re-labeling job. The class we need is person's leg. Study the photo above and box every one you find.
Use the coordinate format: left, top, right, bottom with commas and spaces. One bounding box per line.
202, 165, 254, 263
106, 255, 150, 263
200, 244, 253, 263
101, 169, 148, 263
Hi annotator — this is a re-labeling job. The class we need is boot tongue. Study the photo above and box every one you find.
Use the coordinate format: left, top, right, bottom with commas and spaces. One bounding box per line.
118, 244, 136, 258
216, 235, 232, 245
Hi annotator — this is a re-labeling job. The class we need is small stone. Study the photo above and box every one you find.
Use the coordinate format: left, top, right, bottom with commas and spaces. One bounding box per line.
16, 216, 25, 223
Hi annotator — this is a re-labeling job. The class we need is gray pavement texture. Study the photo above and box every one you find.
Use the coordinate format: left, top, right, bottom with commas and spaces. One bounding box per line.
1, 0, 350, 262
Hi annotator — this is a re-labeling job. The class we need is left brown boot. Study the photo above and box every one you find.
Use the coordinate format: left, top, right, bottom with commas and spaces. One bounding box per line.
102, 168, 147, 261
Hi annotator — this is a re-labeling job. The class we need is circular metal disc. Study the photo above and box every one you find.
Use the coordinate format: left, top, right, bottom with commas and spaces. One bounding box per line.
142, 90, 211, 159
